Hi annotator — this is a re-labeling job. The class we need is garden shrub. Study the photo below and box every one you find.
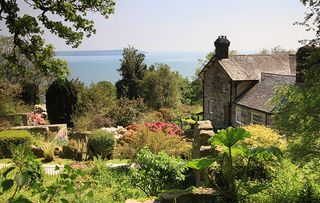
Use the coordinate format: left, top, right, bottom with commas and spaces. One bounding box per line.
90, 156, 146, 202
46, 79, 77, 127
0, 130, 32, 157
132, 148, 187, 196
144, 122, 183, 136
236, 125, 286, 180
43, 143, 55, 162
242, 125, 287, 150
114, 125, 191, 159
108, 97, 146, 127
88, 129, 116, 159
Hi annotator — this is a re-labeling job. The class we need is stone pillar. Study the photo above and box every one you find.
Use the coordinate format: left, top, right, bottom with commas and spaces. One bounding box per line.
192, 120, 214, 187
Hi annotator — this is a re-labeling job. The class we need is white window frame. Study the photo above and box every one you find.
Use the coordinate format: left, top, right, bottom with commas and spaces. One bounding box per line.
235, 107, 245, 124
251, 112, 264, 124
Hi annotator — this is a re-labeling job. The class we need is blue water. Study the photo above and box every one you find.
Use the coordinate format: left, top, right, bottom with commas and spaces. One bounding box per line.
56, 51, 207, 86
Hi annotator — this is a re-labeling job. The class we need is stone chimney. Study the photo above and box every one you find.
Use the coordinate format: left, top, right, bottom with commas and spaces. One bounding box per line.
214, 35, 230, 60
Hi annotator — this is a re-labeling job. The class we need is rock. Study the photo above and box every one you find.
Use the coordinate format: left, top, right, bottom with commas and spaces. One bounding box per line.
54, 146, 63, 157
31, 145, 45, 158
160, 188, 218, 203
197, 121, 213, 130
101, 126, 127, 140
200, 146, 214, 157
62, 145, 82, 161
199, 130, 214, 146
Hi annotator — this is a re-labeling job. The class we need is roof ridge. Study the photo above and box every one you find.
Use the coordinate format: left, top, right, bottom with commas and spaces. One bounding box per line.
261, 72, 296, 77
232, 54, 291, 57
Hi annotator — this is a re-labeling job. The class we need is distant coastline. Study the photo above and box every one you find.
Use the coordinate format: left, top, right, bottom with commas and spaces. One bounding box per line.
55, 50, 147, 57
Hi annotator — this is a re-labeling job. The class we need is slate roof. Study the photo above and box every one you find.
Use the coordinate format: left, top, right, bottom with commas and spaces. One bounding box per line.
200, 54, 296, 81
235, 73, 296, 113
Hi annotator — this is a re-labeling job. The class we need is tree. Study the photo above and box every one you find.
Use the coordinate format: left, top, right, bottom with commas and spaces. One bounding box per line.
272, 46, 320, 160
140, 64, 181, 109
46, 79, 77, 127
198, 50, 238, 67
0, 36, 65, 104
0, 0, 115, 76
116, 46, 147, 99
298, 0, 320, 44
81, 81, 116, 114
259, 46, 296, 54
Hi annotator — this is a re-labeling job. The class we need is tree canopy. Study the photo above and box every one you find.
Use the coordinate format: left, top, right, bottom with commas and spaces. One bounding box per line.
140, 64, 181, 109
116, 46, 147, 99
0, 0, 115, 76
299, 0, 320, 44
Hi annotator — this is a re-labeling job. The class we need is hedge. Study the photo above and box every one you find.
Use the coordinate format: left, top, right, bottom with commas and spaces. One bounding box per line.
0, 130, 32, 157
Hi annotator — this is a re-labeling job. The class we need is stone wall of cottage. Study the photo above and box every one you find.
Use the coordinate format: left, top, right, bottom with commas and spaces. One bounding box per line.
203, 62, 231, 129
203, 62, 257, 129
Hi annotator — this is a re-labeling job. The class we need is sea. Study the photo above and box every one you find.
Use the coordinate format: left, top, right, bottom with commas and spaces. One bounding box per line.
55, 50, 207, 86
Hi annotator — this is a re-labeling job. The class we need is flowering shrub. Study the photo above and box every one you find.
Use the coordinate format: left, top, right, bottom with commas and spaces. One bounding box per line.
145, 122, 183, 136
114, 125, 191, 159
28, 112, 46, 125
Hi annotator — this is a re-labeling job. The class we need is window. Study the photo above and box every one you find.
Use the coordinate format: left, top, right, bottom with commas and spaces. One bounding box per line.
251, 112, 264, 124
235, 107, 246, 124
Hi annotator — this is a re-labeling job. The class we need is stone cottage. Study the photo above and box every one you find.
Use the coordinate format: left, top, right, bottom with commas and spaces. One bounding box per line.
199, 36, 296, 129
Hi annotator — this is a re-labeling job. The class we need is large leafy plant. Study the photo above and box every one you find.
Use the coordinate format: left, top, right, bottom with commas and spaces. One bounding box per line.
187, 127, 281, 202
132, 148, 187, 196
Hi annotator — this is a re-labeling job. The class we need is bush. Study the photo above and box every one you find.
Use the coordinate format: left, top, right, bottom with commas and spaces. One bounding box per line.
88, 130, 116, 159
90, 157, 146, 202
245, 159, 320, 202
242, 125, 287, 150
108, 97, 146, 127
44, 143, 55, 162
114, 125, 191, 159
132, 148, 187, 196
0, 130, 32, 157
46, 79, 77, 127
144, 122, 183, 136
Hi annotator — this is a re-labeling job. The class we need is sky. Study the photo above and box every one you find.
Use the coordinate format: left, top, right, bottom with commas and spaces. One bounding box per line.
1, 0, 316, 52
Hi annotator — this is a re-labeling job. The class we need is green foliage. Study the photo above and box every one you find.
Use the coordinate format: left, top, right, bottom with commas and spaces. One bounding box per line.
116, 46, 147, 99
114, 125, 191, 159
88, 130, 116, 159
299, 0, 320, 44
20, 83, 40, 105
0, 143, 44, 202
244, 159, 320, 203
259, 46, 296, 54
273, 48, 320, 160
0, 1, 115, 77
140, 64, 181, 109
0, 130, 32, 157
132, 148, 187, 196
186, 157, 215, 170
89, 157, 146, 202
71, 79, 116, 131
46, 79, 77, 127
242, 125, 287, 150
109, 97, 146, 127
75, 79, 116, 115
187, 127, 281, 202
